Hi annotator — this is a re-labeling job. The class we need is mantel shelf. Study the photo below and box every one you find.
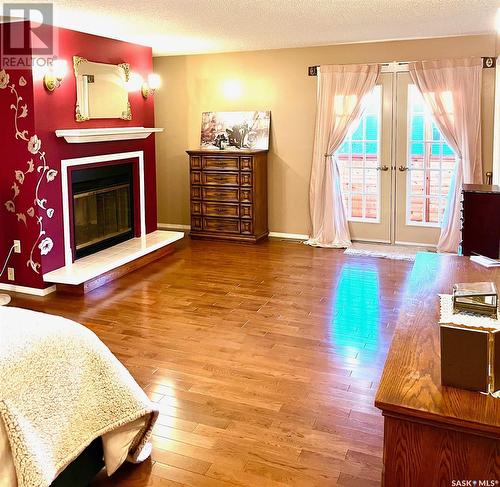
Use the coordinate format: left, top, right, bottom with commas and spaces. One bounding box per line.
55, 127, 164, 143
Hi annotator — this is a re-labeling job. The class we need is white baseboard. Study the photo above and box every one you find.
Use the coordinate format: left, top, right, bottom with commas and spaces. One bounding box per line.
0, 283, 56, 296
158, 224, 309, 241
394, 240, 437, 249
158, 223, 191, 231
269, 232, 309, 240
352, 238, 391, 244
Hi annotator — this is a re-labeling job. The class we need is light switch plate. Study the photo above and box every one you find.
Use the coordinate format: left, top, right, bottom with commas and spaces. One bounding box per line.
7, 268, 15, 281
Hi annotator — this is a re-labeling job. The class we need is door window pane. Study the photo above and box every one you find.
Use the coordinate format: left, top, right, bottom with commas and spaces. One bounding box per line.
336, 86, 381, 222
407, 85, 457, 226
410, 170, 425, 195
410, 196, 424, 222
365, 116, 378, 140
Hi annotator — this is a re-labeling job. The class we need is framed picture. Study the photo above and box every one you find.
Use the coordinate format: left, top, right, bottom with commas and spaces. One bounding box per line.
200, 111, 271, 150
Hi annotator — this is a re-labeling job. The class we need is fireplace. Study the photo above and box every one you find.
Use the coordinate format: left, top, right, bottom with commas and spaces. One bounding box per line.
71, 163, 134, 259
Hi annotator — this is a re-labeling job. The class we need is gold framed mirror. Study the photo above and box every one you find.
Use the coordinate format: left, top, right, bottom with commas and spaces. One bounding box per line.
73, 56, 131, 122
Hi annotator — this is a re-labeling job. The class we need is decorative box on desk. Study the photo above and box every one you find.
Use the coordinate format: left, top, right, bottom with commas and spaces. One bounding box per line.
461, 184, 500, 258
187, 150, 268, 243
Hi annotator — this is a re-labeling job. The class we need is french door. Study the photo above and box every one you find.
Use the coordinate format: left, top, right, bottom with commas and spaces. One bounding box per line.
337, 70, 456, 246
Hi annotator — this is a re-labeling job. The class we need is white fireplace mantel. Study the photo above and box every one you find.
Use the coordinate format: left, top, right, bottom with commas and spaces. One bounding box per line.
55, 127, 163, 143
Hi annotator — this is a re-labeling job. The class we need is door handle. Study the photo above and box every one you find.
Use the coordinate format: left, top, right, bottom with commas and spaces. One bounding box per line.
398, 165, 409, 172
377, 165, 389, 171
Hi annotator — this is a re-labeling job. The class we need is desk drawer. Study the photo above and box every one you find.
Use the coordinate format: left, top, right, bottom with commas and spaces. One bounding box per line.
202, 156, 239, 171
202, 202, 239, 218
203, 217, 240, 234
202, 172, 239, 186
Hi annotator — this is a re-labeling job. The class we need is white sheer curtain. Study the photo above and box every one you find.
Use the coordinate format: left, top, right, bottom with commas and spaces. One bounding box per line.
305, 64, 380, 248
409, 58, 483, 253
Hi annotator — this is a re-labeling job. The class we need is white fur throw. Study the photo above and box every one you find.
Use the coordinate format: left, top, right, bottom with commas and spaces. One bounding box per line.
0, 307, 158, 487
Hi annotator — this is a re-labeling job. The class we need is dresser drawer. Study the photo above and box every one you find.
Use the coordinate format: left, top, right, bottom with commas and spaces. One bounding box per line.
241, 221, 253, 235
191, 216, 202, 231
191, 186, 202, 200
202, 156, 239, 171
240, 188, 253, 203
202, 172, 239, 186
240, 156, 253, 171
240, 205, 253, 219
240, 172, 252, 186
203, 217, 240, 234
191, 201, 202, 215
202, 187, 239, 202
202, 202, 239, 218
190, 156, 202, 170
191, 171, 202, 185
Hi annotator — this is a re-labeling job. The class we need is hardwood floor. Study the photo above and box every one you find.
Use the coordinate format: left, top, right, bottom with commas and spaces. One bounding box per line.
11, 237, 413, 487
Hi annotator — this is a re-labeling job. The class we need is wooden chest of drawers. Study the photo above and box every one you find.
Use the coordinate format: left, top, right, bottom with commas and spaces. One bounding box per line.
461, 184, 500, 258
187, 150, 268, 243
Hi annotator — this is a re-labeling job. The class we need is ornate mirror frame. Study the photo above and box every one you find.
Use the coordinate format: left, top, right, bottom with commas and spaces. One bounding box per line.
73, 56, 132, 122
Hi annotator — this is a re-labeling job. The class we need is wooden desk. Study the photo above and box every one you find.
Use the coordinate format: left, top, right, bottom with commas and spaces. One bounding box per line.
375, 253, 500, 486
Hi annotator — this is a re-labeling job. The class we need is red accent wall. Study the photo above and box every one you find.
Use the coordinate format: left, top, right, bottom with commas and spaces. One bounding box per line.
0, 23, 158, 289
0, 59, 43, 287
0, 21, 46, 288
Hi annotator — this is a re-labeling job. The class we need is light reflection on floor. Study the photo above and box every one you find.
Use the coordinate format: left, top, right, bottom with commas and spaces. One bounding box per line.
331, 263, 380, 357
402, 250, 439, 297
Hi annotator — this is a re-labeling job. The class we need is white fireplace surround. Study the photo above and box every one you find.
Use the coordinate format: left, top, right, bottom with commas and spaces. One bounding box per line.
60, 150, 145, 268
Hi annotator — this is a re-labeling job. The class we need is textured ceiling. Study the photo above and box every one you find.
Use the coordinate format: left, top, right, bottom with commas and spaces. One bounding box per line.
4, 0, 499, 56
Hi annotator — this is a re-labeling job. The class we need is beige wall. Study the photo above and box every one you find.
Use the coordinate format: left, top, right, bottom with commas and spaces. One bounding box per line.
153, 34, 496, 234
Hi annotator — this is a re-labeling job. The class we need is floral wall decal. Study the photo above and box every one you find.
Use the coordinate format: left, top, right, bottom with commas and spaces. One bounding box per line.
1, 69, 58, 274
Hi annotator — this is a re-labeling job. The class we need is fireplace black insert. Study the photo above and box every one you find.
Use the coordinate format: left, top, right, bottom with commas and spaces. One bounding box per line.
71, 163, 134, 260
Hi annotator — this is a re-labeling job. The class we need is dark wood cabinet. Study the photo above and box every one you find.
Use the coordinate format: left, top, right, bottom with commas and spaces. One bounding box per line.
461, 184, 500, 258
187, 150, 268, 243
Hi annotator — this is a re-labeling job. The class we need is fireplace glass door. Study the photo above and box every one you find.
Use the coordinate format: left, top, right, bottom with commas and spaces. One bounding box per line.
72, 163, 134, 259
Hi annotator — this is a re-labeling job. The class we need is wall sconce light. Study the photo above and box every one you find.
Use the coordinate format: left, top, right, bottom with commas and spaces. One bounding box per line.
126, 72, 144, 92
141, 73, 161, 98
44, 59, 68, 92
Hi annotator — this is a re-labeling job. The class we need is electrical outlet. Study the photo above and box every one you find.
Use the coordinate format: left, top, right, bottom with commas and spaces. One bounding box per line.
13, 240, 21, 253
7, 268, 14, 281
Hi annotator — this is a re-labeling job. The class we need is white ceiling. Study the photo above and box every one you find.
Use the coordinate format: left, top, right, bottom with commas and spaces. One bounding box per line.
5, 0, 500, 56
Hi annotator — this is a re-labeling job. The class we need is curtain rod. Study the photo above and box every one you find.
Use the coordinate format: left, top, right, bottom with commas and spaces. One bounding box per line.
307, 57, 496, 76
